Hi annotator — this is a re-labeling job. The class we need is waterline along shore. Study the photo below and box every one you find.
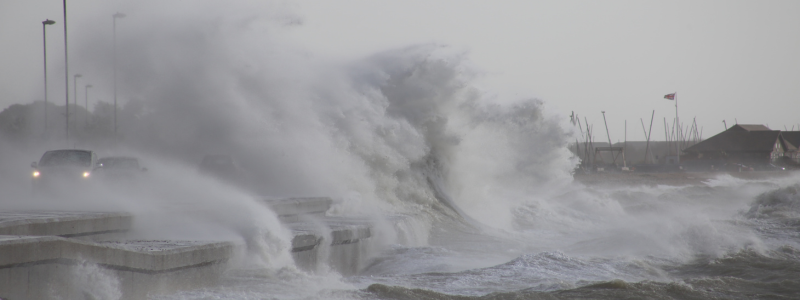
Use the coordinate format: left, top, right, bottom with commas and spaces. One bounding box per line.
573, 170, 798, 187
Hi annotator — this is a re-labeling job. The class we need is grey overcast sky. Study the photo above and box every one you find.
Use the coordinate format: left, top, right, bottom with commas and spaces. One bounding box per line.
2, 0, 799, 142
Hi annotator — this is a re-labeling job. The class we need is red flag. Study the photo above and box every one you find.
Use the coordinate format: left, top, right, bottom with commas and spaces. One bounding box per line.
664, 93, 676, 100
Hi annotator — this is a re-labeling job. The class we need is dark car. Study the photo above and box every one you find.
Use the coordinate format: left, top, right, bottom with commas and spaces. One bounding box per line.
723, 163, 753, 172
31, 149, 100, 193
95, 156, 147, 181
758, 163, 786, 171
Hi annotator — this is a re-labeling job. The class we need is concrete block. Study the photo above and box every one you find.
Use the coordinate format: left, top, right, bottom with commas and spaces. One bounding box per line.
0, 266, 27, 300
0, 207, 387, 296
0, 235, 233, 299
286, 218, 375, 275
263, 197, 332, 222
0, 211, 132, 238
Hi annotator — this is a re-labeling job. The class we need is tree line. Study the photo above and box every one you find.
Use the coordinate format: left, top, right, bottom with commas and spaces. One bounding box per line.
0, 99, 143, 144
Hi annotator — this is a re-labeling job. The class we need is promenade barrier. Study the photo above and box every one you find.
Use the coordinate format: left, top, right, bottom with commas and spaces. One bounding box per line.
0, 197, 381, 299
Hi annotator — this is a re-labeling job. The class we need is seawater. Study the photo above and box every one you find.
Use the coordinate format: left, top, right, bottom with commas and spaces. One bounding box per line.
149, 174, 800, 300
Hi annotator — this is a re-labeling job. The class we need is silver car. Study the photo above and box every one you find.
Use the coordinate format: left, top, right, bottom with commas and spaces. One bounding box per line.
31, 149, 100, 193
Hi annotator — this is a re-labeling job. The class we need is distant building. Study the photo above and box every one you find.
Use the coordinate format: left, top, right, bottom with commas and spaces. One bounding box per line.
683, 124, 797, 166
727, 124, 771, 132
782, 131, 800, 163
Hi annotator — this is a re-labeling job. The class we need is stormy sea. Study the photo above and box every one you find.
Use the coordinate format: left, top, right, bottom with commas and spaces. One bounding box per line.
3, 4, 800, 299
118, 29, 799, 300
138, 175, 800, 300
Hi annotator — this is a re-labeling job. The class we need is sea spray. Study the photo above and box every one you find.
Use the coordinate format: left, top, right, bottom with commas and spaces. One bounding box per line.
59, 0, 582, 240
64, 261, 123, 300
115, 156, 296, 270
746, 184, 800, 220
509, 180, 769, 260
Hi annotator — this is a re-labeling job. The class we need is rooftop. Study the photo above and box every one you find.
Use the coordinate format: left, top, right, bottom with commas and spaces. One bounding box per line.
684, 124, 797, 153
782, 131, 800, 148
728, 124, 772, 132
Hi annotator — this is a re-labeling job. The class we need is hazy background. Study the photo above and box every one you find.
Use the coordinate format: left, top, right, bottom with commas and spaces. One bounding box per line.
2, 0, 799, 142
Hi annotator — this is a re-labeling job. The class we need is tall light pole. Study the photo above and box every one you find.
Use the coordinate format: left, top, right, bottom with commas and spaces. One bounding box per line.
84, 84, 92, 126
73, 73, 82, 132
63, 0, 69, 141
42, 19, 56, 133
113, 12, 126, 136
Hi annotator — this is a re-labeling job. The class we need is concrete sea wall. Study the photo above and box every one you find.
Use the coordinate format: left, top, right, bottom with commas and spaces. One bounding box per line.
0, 197, 381, 299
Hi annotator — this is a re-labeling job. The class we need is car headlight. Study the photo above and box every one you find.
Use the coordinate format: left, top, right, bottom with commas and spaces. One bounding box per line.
82, 171, 91, 178
32, 171, 40, 178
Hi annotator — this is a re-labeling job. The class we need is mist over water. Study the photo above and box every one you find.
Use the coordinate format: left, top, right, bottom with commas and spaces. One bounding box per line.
3, 2, 800, 299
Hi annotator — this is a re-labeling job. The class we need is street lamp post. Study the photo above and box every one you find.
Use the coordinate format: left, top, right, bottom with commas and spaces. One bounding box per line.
113, 12, 125, 136
84, 84, 92, 126
63, 0, 69, 141
73, 73, 82, 132
42, 19, 56, 133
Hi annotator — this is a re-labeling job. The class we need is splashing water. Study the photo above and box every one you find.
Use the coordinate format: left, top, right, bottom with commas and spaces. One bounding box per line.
63, 262, 122, 300
3, 2, 800, 299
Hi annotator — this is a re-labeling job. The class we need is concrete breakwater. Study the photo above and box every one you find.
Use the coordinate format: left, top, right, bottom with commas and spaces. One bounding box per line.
0, 197, 378, 299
